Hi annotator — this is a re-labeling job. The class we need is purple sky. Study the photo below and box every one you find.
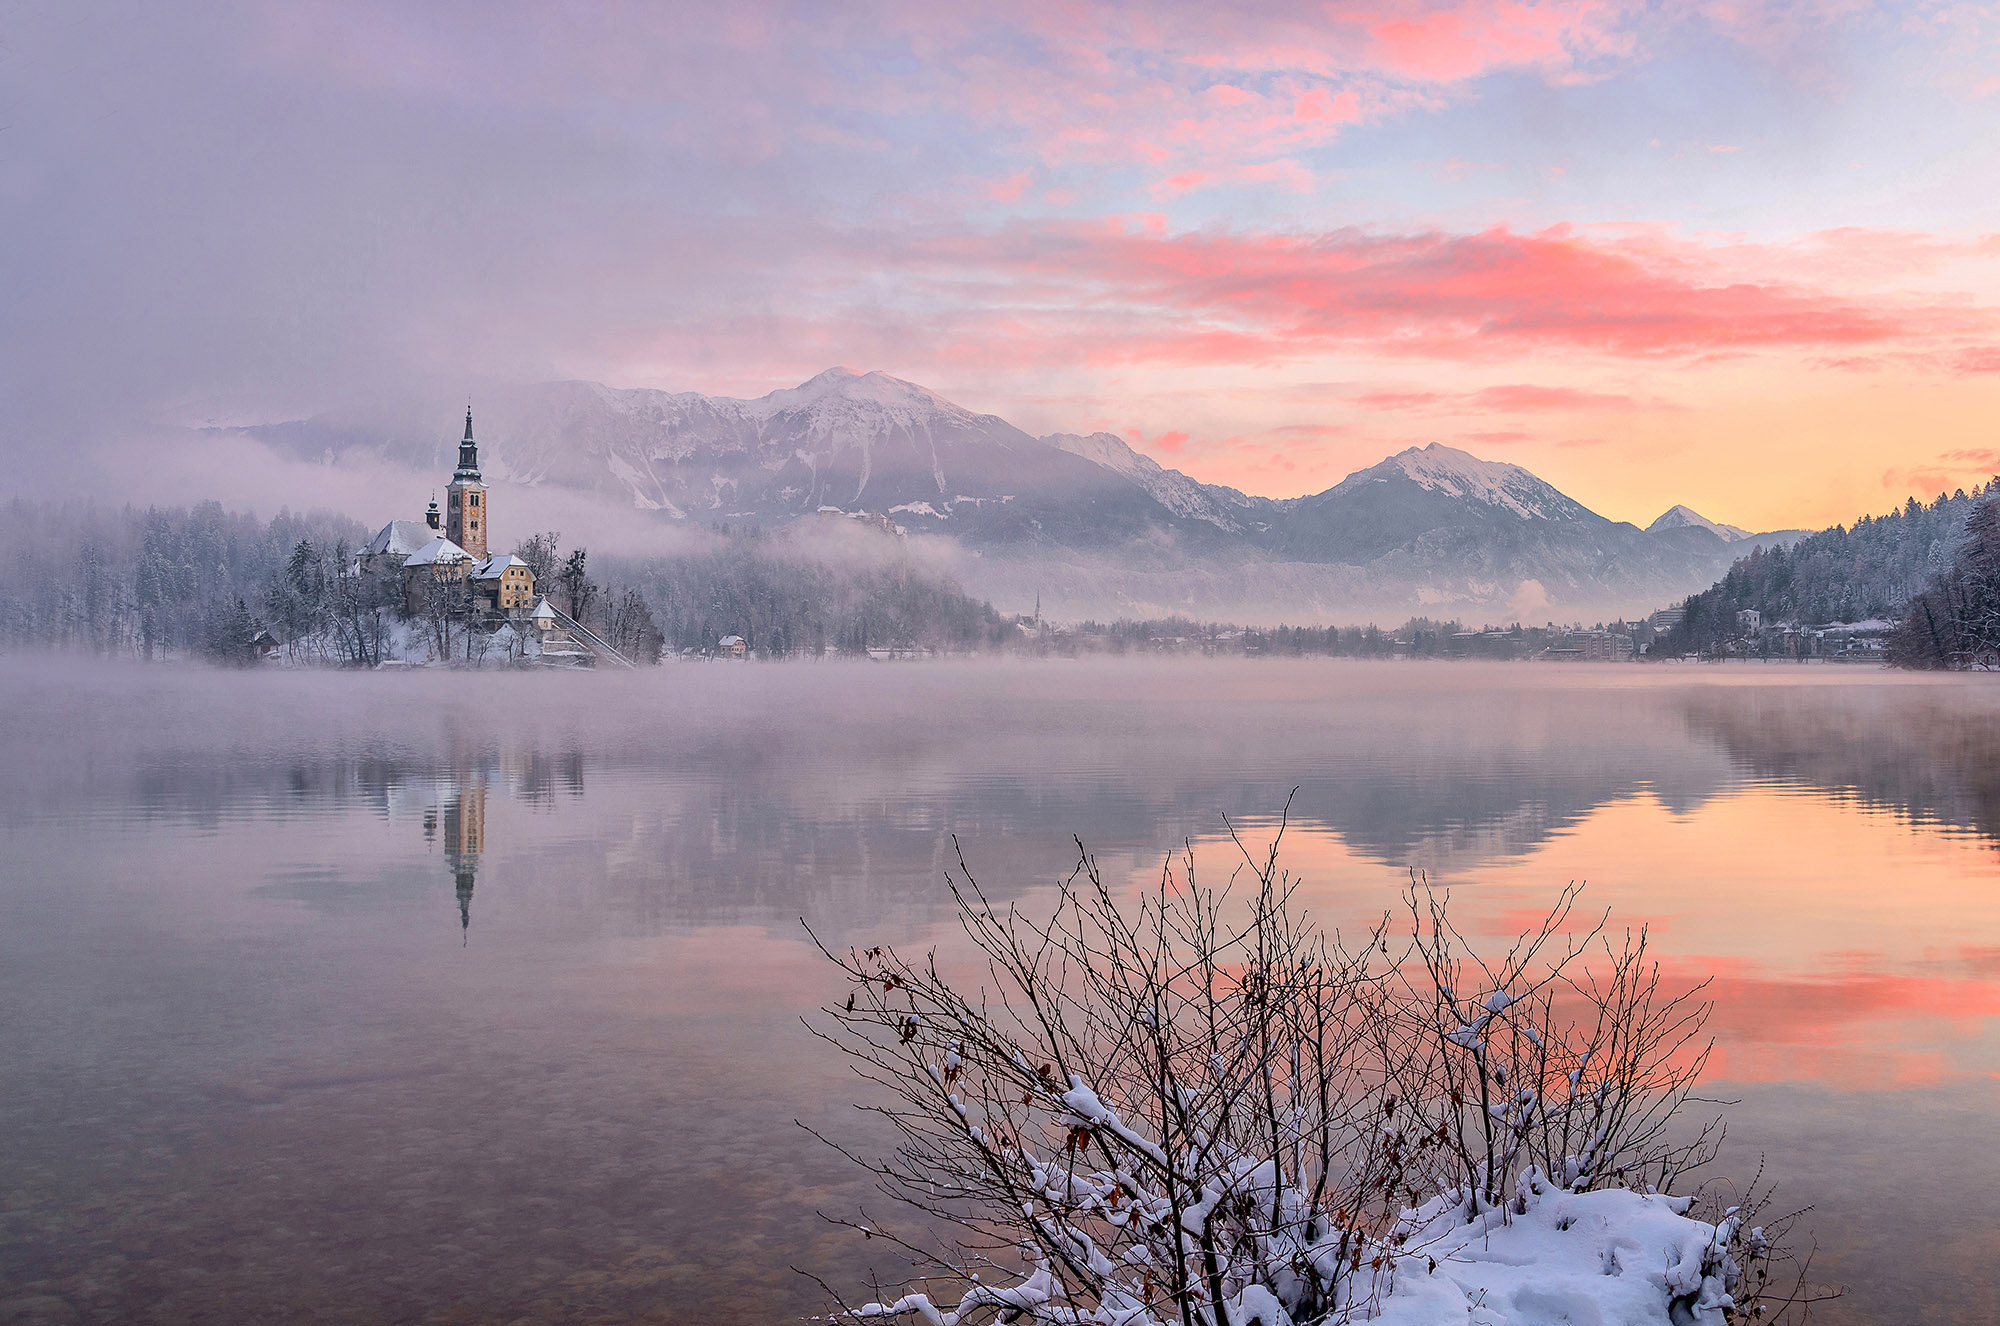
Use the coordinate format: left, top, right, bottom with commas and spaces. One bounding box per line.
3, 1, 1998, 527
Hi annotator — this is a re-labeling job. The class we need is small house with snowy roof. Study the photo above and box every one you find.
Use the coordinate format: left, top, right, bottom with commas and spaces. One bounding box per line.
470, 554, 535, 612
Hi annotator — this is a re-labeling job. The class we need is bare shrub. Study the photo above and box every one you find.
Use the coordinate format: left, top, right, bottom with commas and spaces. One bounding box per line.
803, 813, 1816, 1324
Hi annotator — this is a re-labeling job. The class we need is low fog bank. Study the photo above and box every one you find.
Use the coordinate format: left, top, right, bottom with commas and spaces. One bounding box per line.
4, 653, 1982, 840
956, 548, 1668, 630
11, 425, 717, 564
19, 426, 1685, 632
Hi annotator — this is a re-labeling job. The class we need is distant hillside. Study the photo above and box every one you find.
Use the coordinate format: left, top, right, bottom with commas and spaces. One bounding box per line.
1657, 483, 1997, 655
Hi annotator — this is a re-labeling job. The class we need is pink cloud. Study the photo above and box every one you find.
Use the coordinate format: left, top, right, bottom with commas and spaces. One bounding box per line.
1882, 449, 2000, 494
1125, 427, 1193, 453
985, 169, 1035, 202
1355, 382, 1656, 411
569, 217, 1997, 398
936, 220, 1987, 366
1152, 169, 1218, 198
1472, 383, 1652, 410
1354, 389, 1447, 409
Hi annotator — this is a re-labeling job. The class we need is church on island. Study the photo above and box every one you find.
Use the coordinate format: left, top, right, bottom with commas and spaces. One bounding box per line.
348, 407, 633, 668
358, 407, 541, 616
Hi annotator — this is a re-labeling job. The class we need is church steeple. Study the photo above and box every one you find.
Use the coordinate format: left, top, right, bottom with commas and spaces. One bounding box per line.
456, 405, 481, 481
446, 403, 489, 557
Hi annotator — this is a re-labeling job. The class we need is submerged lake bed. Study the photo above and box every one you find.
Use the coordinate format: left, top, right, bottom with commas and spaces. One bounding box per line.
3, 659, 1998, 1323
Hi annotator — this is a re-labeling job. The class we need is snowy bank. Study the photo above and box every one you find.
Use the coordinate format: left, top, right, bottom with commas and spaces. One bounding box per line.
1363, 1182, 1743, 1326
849, 1179, 1748, 1326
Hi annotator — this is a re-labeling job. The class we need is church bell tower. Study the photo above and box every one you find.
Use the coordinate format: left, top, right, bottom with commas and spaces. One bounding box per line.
446, 406, 488, 558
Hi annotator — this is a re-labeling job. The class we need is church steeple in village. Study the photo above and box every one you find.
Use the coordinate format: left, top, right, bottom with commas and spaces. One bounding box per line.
446, 405, 489, 558
455, 405, 481, 480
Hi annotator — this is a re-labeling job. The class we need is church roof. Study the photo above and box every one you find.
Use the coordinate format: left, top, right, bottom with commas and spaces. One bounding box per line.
470, 554, 529, 580
404, 535, 474, 567
366, 520, 435, 559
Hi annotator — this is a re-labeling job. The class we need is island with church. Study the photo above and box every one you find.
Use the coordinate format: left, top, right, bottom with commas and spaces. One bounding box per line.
344, 408, 639, 669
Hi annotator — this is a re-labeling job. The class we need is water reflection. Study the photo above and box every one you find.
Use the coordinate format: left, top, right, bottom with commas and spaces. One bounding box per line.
2, 660, 1997, 1324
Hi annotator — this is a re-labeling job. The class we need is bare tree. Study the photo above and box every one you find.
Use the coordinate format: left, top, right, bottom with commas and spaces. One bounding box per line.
514, 529, 562, 590
409, 565, 472, 662
605, 586, 665, 664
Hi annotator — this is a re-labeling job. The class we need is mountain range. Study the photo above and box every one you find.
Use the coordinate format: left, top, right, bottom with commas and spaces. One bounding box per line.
250, 368, 1801, 623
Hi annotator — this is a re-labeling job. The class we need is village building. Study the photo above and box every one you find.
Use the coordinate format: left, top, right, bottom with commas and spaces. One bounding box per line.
470, 555, 536, 612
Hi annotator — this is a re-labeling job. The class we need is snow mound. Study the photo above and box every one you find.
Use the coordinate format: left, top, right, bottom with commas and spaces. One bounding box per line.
1367, 1182, 1743, 1326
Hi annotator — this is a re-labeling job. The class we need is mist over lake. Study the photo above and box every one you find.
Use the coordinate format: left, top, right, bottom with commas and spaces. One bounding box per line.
3, 658, 1996, 1323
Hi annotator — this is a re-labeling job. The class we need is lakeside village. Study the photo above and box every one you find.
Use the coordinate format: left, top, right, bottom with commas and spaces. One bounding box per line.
1011, 605, 1890, 662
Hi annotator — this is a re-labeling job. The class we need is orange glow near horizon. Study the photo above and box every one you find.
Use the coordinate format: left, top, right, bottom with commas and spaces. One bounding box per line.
1150, 785, 2000, 1093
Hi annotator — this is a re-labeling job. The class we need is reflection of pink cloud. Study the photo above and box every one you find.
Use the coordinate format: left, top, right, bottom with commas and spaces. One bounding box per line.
1674, 956, 2000, 1089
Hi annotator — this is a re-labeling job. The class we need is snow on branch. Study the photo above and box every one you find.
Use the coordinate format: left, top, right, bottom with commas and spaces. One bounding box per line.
799, 815, 1826, 1325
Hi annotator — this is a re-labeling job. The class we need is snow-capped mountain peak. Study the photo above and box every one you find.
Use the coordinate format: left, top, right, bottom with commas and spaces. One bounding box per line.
1042, 431, 1262, 531
1339, 443, 1589, 521
743, 367, 972, 429
1647, 504, 1750, 541
1044, 430, 1161, 481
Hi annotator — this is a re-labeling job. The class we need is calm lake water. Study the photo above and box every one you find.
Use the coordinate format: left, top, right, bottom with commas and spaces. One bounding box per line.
3, 658, 1998, 1323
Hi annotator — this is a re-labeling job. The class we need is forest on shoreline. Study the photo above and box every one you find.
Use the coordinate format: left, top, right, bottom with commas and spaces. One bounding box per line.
7, 489, 1998, 669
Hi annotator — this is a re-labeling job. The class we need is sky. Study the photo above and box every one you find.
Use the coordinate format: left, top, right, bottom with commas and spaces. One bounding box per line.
3, 0, 1999, 531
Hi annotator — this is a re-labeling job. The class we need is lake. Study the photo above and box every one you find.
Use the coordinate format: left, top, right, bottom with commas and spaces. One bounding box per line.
2, 658, 1997, 1324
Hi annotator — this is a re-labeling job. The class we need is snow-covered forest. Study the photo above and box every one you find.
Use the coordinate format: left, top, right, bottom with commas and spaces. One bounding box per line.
0, 501, 1014, 665
1661, 484, 1997, 658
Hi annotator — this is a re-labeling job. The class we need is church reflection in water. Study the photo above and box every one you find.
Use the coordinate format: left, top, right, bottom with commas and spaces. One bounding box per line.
405, 751, 584, 942
444, 783, 484, 941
